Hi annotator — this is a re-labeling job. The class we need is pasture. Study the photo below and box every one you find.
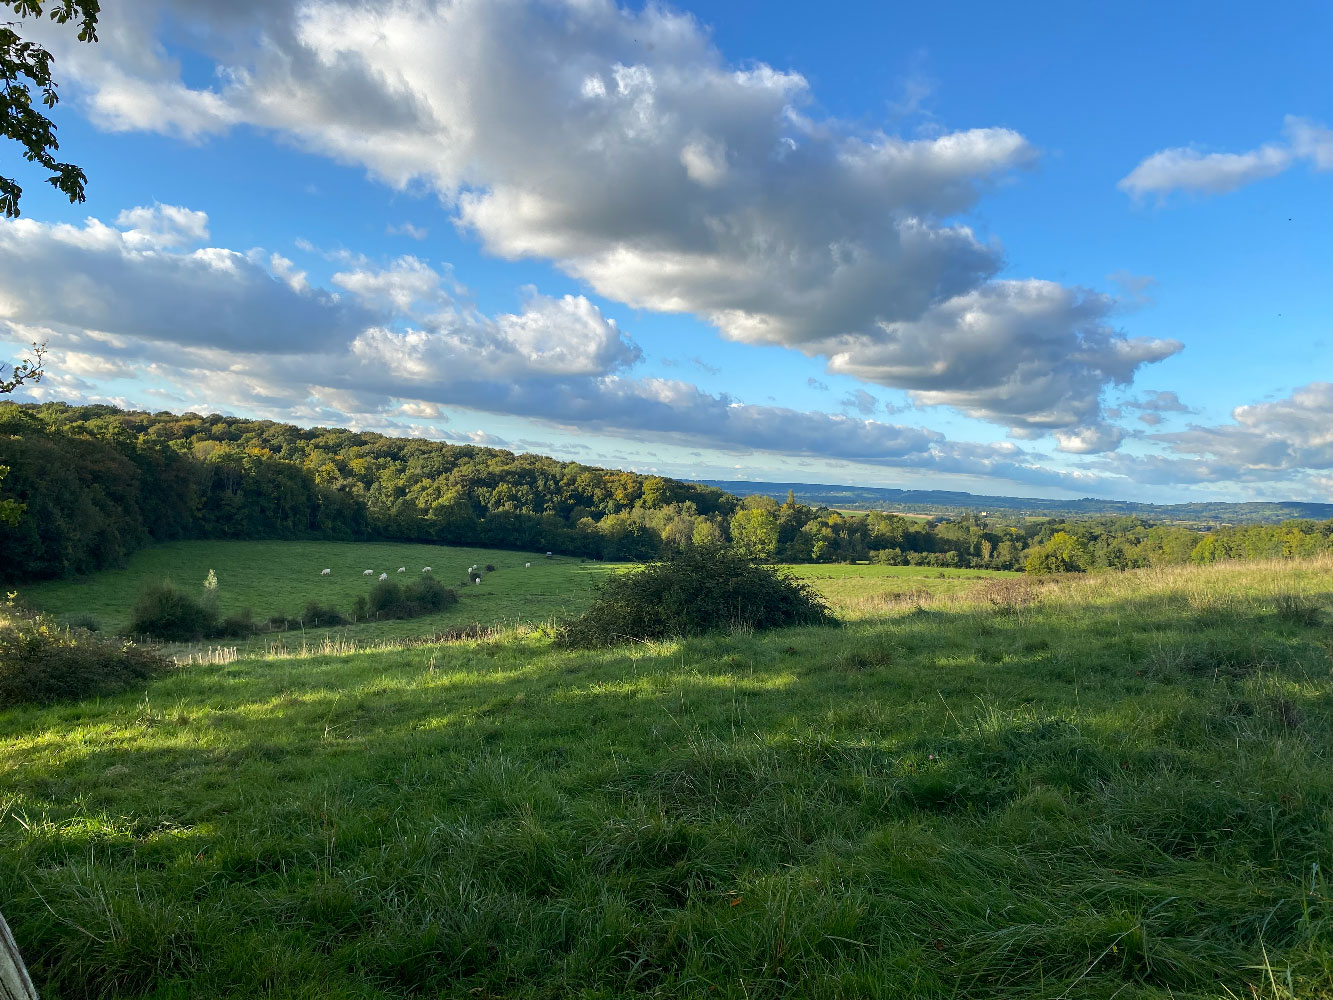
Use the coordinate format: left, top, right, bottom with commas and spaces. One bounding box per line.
18, 540, 620, 647
3, 559, 1333, 997
18, 540, 1014, 645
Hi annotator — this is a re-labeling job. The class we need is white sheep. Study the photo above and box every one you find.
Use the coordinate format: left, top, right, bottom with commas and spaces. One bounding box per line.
525, 562, 531, 568
379, 572, 388, 581
422, 566, 432, 573
397, 566, 406, 573
363, 569, 374, 576
320, 568, 331, 576
475, 578, 481, 586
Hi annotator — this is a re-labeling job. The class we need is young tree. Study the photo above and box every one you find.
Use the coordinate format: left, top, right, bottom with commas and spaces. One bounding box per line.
2, 0, 100, 217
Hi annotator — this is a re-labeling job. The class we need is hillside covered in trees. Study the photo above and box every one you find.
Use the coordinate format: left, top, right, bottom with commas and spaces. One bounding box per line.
4, 402, 1333, 583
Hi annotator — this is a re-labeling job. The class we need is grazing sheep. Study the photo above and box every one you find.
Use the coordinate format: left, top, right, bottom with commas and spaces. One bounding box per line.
320, 568, 331, 576
379, 572, 388, 581
422, 566, 432, 573
363, 569, 374, 576
397, 566, 406, 573
525, 562, 531, 568
475, 578, 481, 586
545, 551, 553, 558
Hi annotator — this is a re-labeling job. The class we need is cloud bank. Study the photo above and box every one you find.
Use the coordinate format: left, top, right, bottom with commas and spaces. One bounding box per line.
0, 208, 1092, 491
37, 0, 1179, 444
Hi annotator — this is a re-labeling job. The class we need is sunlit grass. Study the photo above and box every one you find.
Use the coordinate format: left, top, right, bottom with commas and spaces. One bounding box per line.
18, 539, 620, 649
3, 558, 1333, 996
780, 562, 1016, 619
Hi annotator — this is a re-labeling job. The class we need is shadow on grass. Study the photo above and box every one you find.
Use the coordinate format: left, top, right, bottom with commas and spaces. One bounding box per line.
4, 589, 1333, 997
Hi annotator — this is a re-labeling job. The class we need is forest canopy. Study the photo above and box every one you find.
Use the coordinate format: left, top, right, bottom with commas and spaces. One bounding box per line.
3, 401, 1332, 583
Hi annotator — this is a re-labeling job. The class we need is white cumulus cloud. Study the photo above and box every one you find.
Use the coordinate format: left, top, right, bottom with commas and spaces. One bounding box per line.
32, 0, 1178, 436
1120, 115, 1333, 199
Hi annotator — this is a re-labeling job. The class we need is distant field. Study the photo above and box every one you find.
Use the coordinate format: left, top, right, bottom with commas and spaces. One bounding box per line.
781, 563, 1015, 618
828, 508, 935, 520
20, 541, 1014, 644
5, 559, 1333, 996
19, 540, 620, 646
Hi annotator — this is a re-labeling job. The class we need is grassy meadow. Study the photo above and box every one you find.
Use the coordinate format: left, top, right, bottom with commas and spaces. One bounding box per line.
3, 558, 1333, 996
17, 540, 621, 648
17, 539, 1013, 649
782, 563, 1014, 618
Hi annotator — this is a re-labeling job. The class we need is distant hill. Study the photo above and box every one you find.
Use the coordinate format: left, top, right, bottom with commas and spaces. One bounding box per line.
695, 479, 1333, 526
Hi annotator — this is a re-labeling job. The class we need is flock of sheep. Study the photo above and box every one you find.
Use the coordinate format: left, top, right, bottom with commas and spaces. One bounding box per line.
316, 559, 546, 582
314, 566, 436, 579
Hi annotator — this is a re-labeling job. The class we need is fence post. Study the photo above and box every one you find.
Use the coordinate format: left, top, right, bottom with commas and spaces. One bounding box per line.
0, 911, 38, 1000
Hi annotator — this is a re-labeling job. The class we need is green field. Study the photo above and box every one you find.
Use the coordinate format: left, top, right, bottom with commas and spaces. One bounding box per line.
18, 540, 621, 648
782, 563, 1014, 618
4, 559, 1333, 997
18, 540, 1015, 648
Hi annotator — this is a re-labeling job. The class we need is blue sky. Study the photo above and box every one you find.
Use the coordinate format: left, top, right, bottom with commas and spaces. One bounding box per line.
2, 0, 1330, 501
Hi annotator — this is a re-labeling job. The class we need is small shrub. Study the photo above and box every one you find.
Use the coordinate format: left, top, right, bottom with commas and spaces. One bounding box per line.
368, 576, 458, 620
130, 580, 218, 641
216, 608, 255, 638
367, 579, 405, 617
301, 602, 347, 628
403, 575, 455, 613
560, 547, 836, 648
65, 613, 101, 632
0, 602, 170, 707
484, 564, 496, 573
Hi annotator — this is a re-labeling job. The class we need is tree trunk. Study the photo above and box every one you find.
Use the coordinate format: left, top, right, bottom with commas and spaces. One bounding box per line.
0, 912, 37, 1000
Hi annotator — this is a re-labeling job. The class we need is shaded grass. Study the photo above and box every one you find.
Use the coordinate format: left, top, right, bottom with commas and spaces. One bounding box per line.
1, 561, 1332, 996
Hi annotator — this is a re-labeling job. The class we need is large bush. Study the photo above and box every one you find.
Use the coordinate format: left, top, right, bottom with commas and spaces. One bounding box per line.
561, 546, 836, 647
366, 575, 458, 620
129, 580, 219, 640
0, 602, 170, 707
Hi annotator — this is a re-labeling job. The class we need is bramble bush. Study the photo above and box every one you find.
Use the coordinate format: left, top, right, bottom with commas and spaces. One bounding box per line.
560, 546, 836, 647
0, 598, 169, 706
129, 580, 218, 641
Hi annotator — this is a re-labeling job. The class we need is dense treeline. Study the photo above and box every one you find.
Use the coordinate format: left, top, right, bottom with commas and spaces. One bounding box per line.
0, 404, 368, 580
0, 402, 738, 581
3, 401, 1332, 583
